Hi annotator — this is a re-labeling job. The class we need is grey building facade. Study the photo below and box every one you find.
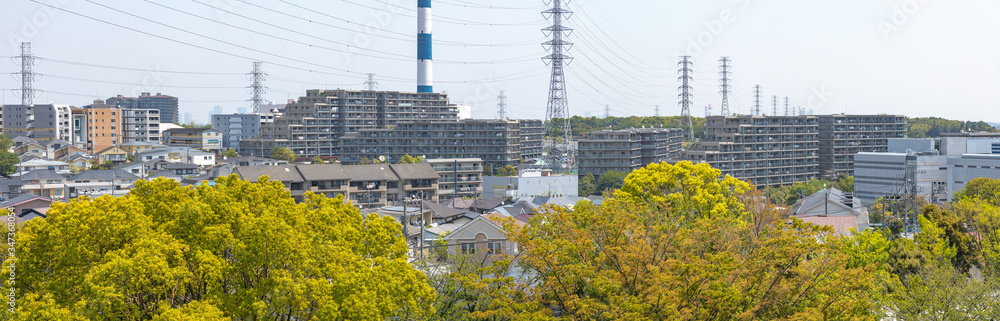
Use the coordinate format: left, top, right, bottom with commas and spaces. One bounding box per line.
338, 119, 524, 169
1, 104, 73, 142
817, 114, 906, 178
122, 108, 161, 143
683, 116, 820, 188
239, 89, 458, 157
212, 113, 261, 151
577, 128, 684, 177
426, 158, 484, 201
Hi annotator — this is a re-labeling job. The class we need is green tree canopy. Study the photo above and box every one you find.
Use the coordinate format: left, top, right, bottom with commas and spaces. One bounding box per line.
220, 148, 239, 159
269, 146, 296, 163
397, 154, 423, 164
578, 173, 597, 196
494, 165, 517, 177
595, 170, 628, 193
1, 176, 435, 320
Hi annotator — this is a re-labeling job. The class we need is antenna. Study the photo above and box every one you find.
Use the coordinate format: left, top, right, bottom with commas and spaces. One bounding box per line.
718, 57, 731, 116
248, 61, 267, 113
678, 56, 694, 140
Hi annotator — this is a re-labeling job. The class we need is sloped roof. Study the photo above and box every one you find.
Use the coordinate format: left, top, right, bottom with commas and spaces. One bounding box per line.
0, 194, 51, 208
68, 169, 138, 181
296, 164, 350, 180
18, 159, 69, 167
795, 188, 859, 216
147, 171, 183, 179
11, 136, 37, 145
343, 165, 397, 181
235, 165, 304, 183
793, 216, 858, 237
163, 163, 199, 170
21, 170, 65, 181
389, 163, 440, 180
422, 200, 467, 219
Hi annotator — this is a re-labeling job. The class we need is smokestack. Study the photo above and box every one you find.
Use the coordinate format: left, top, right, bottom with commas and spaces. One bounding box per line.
417, 0, 433, 93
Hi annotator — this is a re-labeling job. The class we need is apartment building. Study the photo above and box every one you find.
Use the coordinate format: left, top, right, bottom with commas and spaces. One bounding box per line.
162, 128, 223, 151
426, 158, 484, 201
106, 93, 179, 124
1, 104, 72, 142
338, 119, 523, 169
518, 120, 545, 163
121, 108, 161, 143
211, 113, 261, 151
817, 114, 906, 178
577, 128, 684, 177
682, 116, 820, 188
73, 102, 122, 154
235, 163, 441, 207
239, 89, 458, 157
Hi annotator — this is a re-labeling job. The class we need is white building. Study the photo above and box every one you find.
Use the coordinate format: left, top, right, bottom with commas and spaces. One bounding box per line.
482, 173, 578, 199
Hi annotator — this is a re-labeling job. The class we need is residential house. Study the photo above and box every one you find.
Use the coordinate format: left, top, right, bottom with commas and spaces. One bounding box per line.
67, 170, 139, 198
443, 213, 521, 262
117, 141, 167, 155
218, 156, 289, 167
0, 178, 24, 200
390, 163, 441, 201
0, 194, 53, 225
136, 147, 216, 167
295, 164, 350, 199
14, 159, 72, 176
234, 165, 307, 200
12, 141, 45, 159
95, 146, 130, 165
20, 170, 67, 199
161, 163, 201, 177
790, 188, 870, 236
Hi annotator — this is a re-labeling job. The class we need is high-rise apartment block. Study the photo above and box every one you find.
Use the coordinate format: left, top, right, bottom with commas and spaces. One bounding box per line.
107, 93, 179, 124
518, 119, 545, 164
1, 104, 72, 142
338, 119, 524, 169
240, 89, 458, 157
817, 114, 906, 178
72, 103, 122, 154
683, 116, 820, 187
121, 108, 161, 143
577, 128, 684, 177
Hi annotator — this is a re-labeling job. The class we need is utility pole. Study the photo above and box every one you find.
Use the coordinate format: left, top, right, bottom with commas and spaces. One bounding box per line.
364, 73, 378, 91
784, 97, 790, 116
772, 95, 778, 116
14, 42, 39, 105
248, 61, 267, 113
496, 90, 508, 120
718, 57, 731, 116
678, 56, 694, 140
753, 85, 762, 116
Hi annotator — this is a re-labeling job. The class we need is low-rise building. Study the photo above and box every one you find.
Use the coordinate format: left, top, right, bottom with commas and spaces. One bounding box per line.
136, 147, 216, 167
217, 156, 288, 167
67, 170, 139, 198
162, 128, 223, 152
482, 170, 579, 199
790, 188, 869, 236
14, 159, 72, 176
948, 154, 1000, 198
235, 163, 441, 206
20, 170, 67, 199
443, 213, 519, 262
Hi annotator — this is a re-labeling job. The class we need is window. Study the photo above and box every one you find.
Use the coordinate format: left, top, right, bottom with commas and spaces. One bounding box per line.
460, 243, 476, 254
487, 242, 503, 255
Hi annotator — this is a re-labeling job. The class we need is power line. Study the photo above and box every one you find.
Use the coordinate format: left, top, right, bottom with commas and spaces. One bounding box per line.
42, 57, 243, 75
351, 0, 546, 26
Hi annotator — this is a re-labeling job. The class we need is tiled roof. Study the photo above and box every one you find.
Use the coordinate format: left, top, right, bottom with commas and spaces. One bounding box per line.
68, 170, 138, 181
235, 165, 304, 183
389, 163, 440, 180
343, 165, 397, 181
296, 164, 351, 180
21, 170, 65, 181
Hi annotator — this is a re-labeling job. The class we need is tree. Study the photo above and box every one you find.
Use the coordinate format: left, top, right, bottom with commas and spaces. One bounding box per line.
836, 173, 854, 193
220, 148, 239, 159
270, 146, 296, 163
1, 176, 436, 320
311, 156, 325, 164
359, 157, 373, 165
596, 170, 627, 192
397, 154, 423, 164
956, 177, 1000, 205
0, 152, 17, 176
496, 162, 879, 319
494, 165, 517, 177
0, 134, 13, 152
578, 173, 597, 196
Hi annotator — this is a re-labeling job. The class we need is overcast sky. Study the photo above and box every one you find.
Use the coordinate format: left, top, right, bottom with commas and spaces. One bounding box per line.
2, 0, 998, 123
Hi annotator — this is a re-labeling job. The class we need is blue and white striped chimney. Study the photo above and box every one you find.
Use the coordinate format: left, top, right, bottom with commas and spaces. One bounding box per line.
417, 0, 433, 93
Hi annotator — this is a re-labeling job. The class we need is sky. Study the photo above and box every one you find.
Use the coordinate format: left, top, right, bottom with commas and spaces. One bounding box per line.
2, 0, 999, 124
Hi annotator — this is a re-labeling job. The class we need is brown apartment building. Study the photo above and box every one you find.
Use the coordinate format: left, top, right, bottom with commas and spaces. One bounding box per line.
73, 101, 122, 154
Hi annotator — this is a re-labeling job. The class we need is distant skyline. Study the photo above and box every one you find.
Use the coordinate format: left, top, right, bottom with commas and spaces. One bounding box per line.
3, 0, 999, 123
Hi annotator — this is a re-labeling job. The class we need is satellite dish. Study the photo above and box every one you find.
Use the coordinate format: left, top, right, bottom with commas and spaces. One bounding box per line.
378, 156, 386, 162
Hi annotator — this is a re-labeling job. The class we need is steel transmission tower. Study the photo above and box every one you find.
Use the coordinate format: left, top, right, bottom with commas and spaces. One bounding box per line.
496, 90, 508, 119
248, 61, 267, 113
718, 57, 731, 116
654, 105, 660, 117
753, 85, 762, 115
364, 73, 378, 91
14, 42, 39, 105
542, 0, 573, 146
604, 104, 610, 118
678, 56, 694, 140
784, 97, 790, 116
772, 95, 778, 116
